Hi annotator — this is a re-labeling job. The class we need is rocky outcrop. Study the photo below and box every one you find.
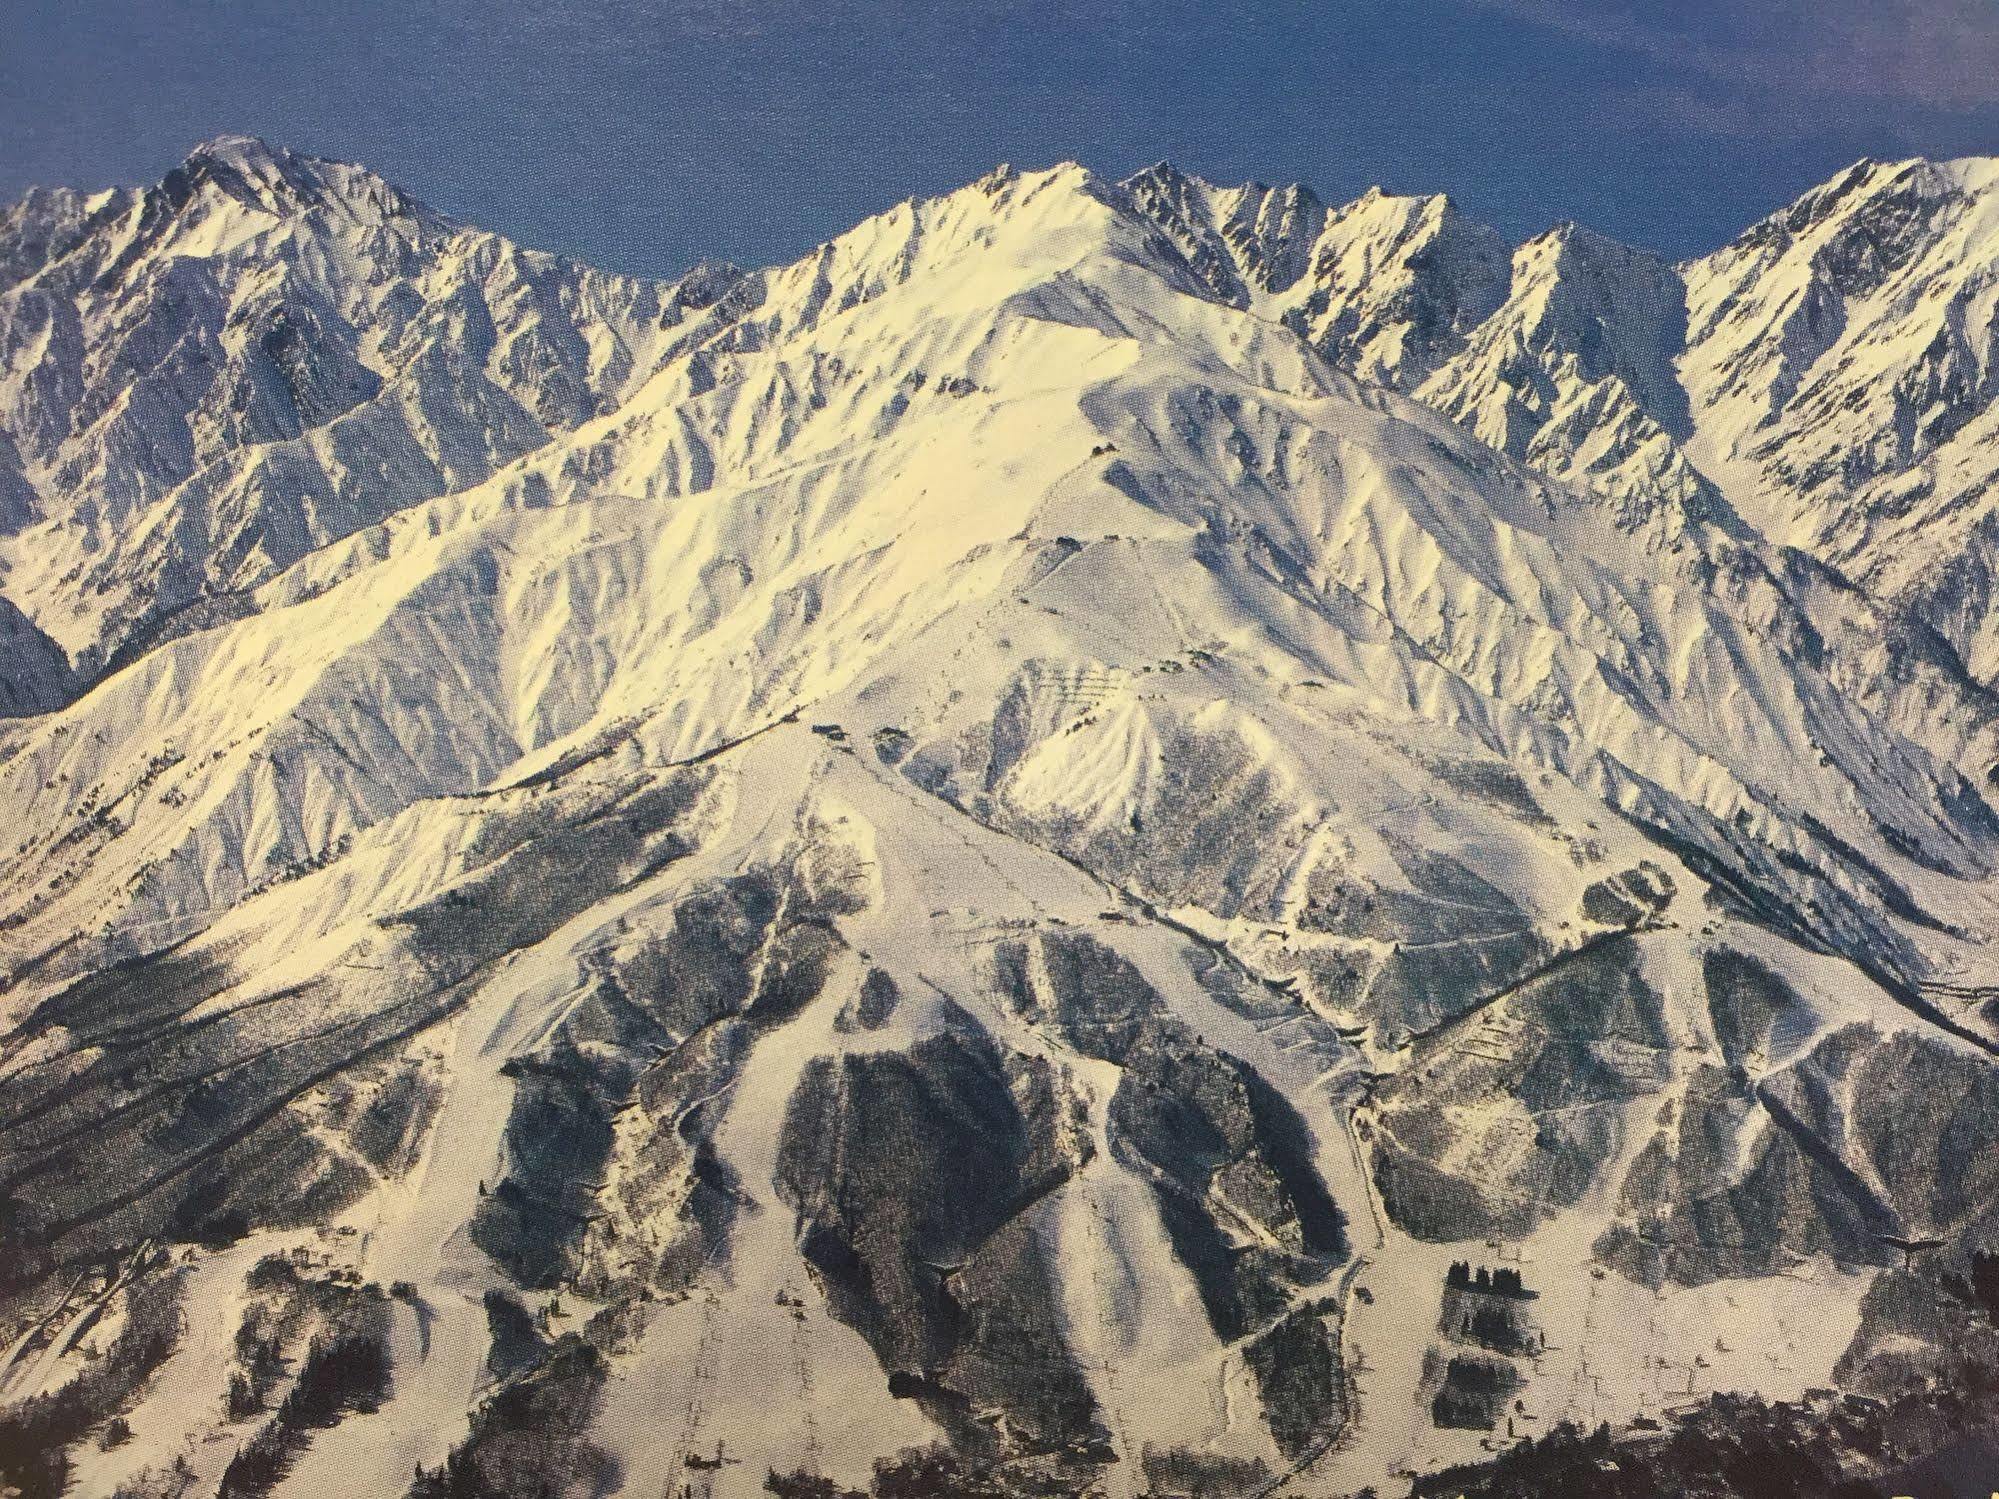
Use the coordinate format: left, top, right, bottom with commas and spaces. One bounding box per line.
0, 135, 744, 672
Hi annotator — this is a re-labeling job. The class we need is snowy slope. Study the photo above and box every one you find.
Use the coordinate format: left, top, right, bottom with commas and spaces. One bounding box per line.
1133, 157, 1999, 683
1122, 163, 1509, 389
2, 148, 1999, 1499
0, 135, 743, 677
1681, 156, 1999, 680
1415, 223, 1728, 540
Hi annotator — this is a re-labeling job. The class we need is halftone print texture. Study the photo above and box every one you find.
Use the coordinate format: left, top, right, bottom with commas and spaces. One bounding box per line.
5, 8, 1999, 1497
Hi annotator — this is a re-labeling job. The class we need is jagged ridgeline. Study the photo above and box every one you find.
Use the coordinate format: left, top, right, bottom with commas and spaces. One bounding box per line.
3, 135, 1999, 1499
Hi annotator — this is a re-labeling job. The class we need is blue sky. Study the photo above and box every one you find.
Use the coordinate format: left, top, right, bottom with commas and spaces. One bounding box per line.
6, 0, 1999, 277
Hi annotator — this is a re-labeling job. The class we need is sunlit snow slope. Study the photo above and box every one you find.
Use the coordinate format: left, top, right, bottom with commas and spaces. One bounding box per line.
4, 144, 1999, 1499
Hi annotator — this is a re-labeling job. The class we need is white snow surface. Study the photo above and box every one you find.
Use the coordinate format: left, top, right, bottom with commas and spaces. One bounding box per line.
3, 143, 1999, 1497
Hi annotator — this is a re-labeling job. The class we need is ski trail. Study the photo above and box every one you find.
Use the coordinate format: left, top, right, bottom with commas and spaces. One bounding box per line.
272, 854, 710, 1499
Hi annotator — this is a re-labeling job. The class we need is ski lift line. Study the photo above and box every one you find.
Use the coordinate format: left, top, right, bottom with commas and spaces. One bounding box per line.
788, 1307, 824, 1473
1399, 923, 1666, 1052
1075, 1180, 1137, 1464
664, 1291, 725, 1499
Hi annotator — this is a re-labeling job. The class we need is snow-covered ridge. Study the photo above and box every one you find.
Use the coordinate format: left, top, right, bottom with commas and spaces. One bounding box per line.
1680, 155, 1999, 677
0, 135, 744, 673
1120, 157, 1999, 679
1121, 162, 1509, 389
3, 141, 1999, 1499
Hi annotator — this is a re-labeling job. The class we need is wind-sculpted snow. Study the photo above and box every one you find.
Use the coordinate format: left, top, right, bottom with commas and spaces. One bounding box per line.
1678, 156, 1999, 683
0, 135, 740, 680
1122, 164, 1508, 389
3, 144, 1999, 1497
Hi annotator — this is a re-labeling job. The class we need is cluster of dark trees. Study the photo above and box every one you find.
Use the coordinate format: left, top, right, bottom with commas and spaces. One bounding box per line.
216, 1333, 391, 1497
1446, 1261, 1531, 1298
1420, 1328, 1999, 1497
1433, 1354, 1522, 1431
1956, 1251, 1999, 1324
1459, 1302, 1537, 1356
0, 1274, 182, 1499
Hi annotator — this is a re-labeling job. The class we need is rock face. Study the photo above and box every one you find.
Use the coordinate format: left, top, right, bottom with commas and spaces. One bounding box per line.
0, 595, 72, 716
0, 134, 741, 673
1128, 156, 1999, 677
1122, 162, 1509, 388
3, 142, 1999, 1499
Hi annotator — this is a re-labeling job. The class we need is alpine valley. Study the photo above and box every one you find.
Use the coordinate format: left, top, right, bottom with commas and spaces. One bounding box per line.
5, 136, 1999, 1499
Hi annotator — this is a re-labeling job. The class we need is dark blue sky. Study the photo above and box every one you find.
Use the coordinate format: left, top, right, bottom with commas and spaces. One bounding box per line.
7, 0, 1999, 278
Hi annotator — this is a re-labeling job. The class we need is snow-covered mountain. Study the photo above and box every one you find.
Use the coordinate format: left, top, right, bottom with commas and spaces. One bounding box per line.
1120, 156, 1999, 677
3, 141, 1999, 1499
0, 135, 745, 681
1680, 156, 1999, 682
1122, 163, 1509, 390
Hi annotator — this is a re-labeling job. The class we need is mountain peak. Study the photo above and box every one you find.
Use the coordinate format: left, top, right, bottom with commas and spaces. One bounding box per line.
1528, 218, 1656, 261
1119, 163, 1328, 307
1726, 154, 1969, 257
159, 133, 438, 232
1121, 161, 1322, 209
1508, 221, 1678, 310
1325, 183, 1472, 242
8, 138, 1999, 1499
186, 131, 286, 167
1123, 160, 1227, 195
